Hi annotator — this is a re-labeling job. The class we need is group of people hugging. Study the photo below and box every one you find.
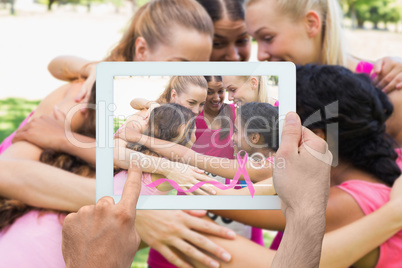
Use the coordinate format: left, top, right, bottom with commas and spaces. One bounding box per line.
1, 0, 402, 267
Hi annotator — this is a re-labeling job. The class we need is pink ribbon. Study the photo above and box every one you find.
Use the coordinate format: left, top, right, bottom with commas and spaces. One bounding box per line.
145, 150, 256, 197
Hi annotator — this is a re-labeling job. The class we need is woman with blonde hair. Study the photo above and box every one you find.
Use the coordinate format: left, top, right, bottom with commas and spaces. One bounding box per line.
223, 75, 277, 106
246, 0, 346, 66
47, 0, 214, 103
126, 75, 208, 133
245, 0, 402, 92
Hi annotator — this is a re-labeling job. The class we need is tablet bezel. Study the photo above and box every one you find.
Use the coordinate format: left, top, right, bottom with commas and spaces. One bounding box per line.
97, 62, 295, 209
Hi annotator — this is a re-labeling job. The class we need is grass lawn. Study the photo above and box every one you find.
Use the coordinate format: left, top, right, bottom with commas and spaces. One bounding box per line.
1, 98, 276, 267
0, 98, 40, 143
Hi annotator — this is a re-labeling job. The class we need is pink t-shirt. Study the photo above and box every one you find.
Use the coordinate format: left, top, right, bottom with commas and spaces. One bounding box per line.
0, 112, 68, 267
395, 148, 402, 170
0, 211, 65, 267
191, 103, 236, 159
148, 104, 264, 268
337, 180, 402, 267
114, 171, 170, 195
270, 62, 388, 251
270, 150, 402, 251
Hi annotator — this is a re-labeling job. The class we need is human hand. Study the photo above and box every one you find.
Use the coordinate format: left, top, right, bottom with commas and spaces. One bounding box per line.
143, 101, 161, 122
115, 124, 142, 143
273, 112, 332, 218
271, 112, 332, 268
12, 106, 67, 151
62, 161, 142, 268
372, 56, 402, 93
75, 63, 97, 105
164, 163, 217, 195
136, 210, 235, 268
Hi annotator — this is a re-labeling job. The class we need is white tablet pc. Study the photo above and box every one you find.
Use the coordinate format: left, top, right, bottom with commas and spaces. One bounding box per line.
97, 62, 295, 209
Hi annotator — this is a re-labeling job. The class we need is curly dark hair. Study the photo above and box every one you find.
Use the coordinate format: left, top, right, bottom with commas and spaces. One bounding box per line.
126, 103, 195, 156
296, 64, 400, 186
237, 102, 279, 151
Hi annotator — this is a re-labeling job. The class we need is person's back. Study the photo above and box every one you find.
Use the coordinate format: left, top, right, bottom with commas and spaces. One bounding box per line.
295, 64, 402, 267
0, 210, 65, 267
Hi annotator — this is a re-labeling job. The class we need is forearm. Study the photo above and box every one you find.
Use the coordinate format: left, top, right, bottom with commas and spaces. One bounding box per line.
209, 209, 286, 231
130, 98, 153, 110
114, 145, 170, 175
61, 133, 96, 166
137, 134, 272, 182
272, 211, 325, 268
214, 178, 276, 196
320, 201, 402, 268
190, 233, 273, 268
47, 55, 92, 81
0, 159, 95, 211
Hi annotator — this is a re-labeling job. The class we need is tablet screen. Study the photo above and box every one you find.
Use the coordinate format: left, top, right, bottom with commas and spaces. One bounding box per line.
113, 75, 279, 198
97, 61, 295, 209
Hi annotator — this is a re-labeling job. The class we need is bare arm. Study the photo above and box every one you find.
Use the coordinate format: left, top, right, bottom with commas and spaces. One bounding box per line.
12, 116, 97, 166
130, 98, 156, 110
47, 55, 93, 81
0, 158, 95, 211
211, 178, 276, 196
116, 130, 273, 183
320, 178, 402, 267
189, 113, 402, 268
61, 134, 96, 166
189, 200, 402, 268
0, 82, 93, 211
116, 146, 216, 195
47, 56, 98, 102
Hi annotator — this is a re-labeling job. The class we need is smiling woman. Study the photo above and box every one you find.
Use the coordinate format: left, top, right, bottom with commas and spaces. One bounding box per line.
197, 0, 251, 61
223, 75, 277, 105
245, 0, 346, 65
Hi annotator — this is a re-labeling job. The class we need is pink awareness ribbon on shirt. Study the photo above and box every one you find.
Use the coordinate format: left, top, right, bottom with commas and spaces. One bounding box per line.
145, 150, 256, 197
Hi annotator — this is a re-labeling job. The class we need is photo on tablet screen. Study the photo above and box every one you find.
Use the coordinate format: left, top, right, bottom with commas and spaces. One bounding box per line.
113, 75, 279, 199
96, 61, 295, 209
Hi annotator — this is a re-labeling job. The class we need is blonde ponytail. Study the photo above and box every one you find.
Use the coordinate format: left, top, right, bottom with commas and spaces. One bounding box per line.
321, 0, 347, 66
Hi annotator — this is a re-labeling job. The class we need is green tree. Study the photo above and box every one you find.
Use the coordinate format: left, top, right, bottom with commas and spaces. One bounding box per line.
341, 0, 379, 28
383, 5, 402, 28
342, 0, 401, 29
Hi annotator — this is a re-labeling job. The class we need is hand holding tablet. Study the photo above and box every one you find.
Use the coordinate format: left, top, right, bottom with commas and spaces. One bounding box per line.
62, 163, 142, 268
272, 112, 332, 268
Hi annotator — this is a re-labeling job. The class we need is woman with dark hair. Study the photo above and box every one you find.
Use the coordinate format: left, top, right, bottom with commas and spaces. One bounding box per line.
192, 76, 235, 158
114, 103, 199, 196
196, 0, 251, 61
120, 65, 402, 267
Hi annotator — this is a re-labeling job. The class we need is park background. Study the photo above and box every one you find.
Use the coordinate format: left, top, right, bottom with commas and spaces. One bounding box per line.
1, 0, 402, 267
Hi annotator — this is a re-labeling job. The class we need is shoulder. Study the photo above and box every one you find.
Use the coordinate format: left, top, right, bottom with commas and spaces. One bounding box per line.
325, 186, 365, 232
124, 110, 147, 132
31, 82, 81, 120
